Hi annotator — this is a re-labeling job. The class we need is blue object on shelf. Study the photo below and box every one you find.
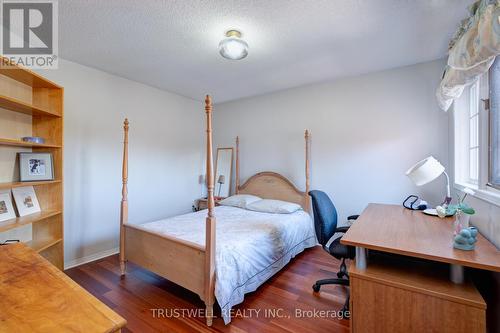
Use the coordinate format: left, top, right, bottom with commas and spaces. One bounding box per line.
22, 136, 45, 144
453, 226, 478, 251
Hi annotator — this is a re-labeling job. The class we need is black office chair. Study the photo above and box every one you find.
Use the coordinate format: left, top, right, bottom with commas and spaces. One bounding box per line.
309, 190, 358, 312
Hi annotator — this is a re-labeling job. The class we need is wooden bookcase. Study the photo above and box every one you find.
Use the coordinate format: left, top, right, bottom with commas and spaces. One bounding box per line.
0, 58, 63, 269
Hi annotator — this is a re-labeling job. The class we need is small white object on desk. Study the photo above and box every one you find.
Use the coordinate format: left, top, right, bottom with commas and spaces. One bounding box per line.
423, 208, 438, 216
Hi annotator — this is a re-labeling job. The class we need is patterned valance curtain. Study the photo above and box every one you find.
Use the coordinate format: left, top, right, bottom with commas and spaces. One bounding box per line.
436, 0, 500, 111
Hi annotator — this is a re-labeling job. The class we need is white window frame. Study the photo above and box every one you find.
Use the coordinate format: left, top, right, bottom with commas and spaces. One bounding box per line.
454, 68, 500, 207
468, 82, 480, 185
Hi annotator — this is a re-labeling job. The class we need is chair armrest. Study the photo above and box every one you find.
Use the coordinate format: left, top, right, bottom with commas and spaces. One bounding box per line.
347, 215, 359, 221
335, 226, 350, 233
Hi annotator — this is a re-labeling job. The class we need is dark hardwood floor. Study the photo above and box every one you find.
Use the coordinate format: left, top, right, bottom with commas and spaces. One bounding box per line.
65, 246, 350, 333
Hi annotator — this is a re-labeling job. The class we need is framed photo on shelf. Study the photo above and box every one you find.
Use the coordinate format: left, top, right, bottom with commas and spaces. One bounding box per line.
12, 186, 41, 217
19, 152, 54, 182
0, 190, 16, 222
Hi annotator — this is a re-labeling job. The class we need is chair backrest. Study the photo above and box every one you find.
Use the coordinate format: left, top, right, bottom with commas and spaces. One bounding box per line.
308, 190, 338, 246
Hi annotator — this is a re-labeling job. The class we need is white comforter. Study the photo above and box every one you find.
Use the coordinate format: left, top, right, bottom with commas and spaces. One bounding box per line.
140, 205, 316, 324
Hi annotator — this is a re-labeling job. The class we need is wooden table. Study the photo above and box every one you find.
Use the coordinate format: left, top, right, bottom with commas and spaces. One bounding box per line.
341, 204, 500, 333
342, 203, 500, 282
0, 243, 126, 333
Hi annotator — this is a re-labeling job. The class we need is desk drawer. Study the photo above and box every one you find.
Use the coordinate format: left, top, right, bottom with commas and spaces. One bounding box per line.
351, 276, 485, 333
349, 255, 486, 333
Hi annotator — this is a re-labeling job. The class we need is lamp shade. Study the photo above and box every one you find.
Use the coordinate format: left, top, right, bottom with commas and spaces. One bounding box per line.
217, 175, 225, 184
406, 156, 445, 186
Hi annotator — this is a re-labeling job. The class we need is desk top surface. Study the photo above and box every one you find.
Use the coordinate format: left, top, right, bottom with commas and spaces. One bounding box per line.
341, 203, 500, 272
0, 243, 126, 333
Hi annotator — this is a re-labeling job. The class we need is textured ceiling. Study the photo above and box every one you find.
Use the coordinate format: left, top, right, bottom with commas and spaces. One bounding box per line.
59, 0, 473, 103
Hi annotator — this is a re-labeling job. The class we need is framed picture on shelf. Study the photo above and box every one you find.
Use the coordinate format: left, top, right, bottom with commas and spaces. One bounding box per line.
0, 190, 16, 222
19, 152, 54, 182
12, 186, 41, 217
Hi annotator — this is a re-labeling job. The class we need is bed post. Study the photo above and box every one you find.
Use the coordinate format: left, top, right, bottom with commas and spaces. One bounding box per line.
305, 130, 311, 212
235, 136, 240, 194
120, 118, 129, 277
204, 96, 216, 326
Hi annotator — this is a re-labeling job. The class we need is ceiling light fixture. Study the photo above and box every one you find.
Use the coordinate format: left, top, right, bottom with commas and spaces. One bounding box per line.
218, 30, 248, 60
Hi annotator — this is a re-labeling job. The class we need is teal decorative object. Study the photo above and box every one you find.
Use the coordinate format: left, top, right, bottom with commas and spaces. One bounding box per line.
453, 226, 478, 251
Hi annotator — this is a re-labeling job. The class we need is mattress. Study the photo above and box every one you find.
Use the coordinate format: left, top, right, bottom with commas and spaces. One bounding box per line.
140, 205, 317, 324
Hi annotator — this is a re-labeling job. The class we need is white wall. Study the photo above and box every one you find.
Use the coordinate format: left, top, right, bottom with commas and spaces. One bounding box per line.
467, 198, 500, 247
37, 59, 205, 268
213, 59, 449, 222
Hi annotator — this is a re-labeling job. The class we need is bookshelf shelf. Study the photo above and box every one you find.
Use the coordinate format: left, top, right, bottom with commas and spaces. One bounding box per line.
0, 180, 62, 190
0, 210, 62, 233
0, 179, 62, 190
0, 94, 61, 117
0, 138, 61, 148
27, 237, 62, 253
0, 59, 61, 88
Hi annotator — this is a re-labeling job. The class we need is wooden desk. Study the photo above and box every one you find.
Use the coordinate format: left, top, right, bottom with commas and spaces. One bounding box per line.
342, 204, 500, 333
0, 243, 126, 333
342, 204, 500, 273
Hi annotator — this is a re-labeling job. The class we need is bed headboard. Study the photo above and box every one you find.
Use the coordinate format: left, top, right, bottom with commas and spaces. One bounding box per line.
235, 131, 311, 212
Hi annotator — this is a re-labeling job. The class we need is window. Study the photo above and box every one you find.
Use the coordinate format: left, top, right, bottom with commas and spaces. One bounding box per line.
454, 56, 500, 206
469, 82, 479, 184
489, 57, 500, 189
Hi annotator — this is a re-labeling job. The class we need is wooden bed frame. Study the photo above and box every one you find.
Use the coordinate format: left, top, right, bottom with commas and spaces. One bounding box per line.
119, 95, 310, 326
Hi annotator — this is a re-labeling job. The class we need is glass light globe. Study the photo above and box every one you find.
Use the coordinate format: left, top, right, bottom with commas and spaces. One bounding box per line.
218, 30, 248, 60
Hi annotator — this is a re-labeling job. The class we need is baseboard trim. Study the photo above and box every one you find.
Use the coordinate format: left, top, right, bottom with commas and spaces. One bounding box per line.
64, 247, 119, 270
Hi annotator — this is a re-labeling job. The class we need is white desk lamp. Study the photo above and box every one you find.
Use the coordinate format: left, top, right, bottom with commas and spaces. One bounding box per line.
406, 156, 451, 216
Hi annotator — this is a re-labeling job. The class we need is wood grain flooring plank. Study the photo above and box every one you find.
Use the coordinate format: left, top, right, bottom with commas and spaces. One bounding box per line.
65, 246, 350, 333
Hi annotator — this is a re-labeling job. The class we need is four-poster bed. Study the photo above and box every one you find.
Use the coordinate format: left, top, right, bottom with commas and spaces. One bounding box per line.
119, 95, 315, 326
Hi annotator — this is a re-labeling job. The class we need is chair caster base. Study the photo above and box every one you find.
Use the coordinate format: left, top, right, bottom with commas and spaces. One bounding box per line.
341, 296, 350, 316
312, 278, 349, 294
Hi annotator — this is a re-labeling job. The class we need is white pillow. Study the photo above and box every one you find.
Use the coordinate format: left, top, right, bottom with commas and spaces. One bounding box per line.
246, 199, 302, 214
219, 194, 261, 209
